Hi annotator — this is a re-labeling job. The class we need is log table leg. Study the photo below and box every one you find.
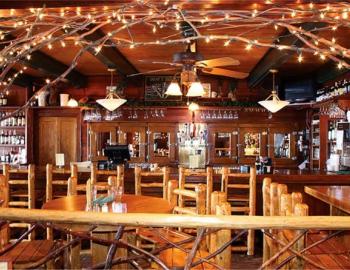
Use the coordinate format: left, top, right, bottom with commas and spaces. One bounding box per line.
69, 235, 81, 269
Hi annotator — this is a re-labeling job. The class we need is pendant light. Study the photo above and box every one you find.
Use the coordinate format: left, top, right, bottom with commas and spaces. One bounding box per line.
258, 69, 289, 113
165, 80, 182, 96
96, 69, 127, 111
188, 102, 199, 111
186, 81, 204, 97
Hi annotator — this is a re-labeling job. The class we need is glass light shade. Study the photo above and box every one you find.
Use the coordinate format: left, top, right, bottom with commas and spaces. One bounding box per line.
165, 82, 182, 96
96, 96, 127, 111
188, 102, 199, 112
187, 82, 204, 97
258, 93, 289, 113
67, 98, 79, 107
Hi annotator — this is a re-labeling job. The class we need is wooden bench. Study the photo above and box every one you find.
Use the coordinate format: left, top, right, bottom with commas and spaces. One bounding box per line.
262, 178, 350, 269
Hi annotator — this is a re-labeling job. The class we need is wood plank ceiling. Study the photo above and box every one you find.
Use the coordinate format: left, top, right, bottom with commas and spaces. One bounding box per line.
1, 0, 349, 87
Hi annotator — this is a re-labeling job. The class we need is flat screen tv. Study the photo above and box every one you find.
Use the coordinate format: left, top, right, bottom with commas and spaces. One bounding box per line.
283, 78, 315, 102
104, 144, 130, 164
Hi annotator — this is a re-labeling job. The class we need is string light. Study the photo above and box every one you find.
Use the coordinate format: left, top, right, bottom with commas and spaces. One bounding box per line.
338, 62, 344, 69
245, 43, 252, 50
297, 54, 303, 63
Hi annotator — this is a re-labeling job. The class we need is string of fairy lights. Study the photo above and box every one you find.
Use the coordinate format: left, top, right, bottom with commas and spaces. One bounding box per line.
0, 0, 349, 119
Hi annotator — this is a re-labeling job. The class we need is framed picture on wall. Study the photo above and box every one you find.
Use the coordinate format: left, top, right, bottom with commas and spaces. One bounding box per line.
144, 76, 182, 101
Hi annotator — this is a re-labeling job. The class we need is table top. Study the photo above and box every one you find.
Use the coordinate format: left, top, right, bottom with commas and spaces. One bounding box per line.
42, 194, 173, 214
305, 186, 350, 214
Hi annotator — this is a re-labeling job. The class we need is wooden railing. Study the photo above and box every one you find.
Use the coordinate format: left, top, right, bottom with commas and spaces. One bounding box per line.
1, 208, 350, 269
1, 208, 350, 229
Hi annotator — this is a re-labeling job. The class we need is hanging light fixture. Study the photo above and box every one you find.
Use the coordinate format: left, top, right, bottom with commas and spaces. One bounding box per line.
188, 102, 199, 111
258, 69, 289, 113
96, 69, 127, 111
186, 81, 204, 97
165, 79, 182, 96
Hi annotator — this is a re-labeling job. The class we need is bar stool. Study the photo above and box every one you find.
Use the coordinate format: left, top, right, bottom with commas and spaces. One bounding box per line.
220, 166, 256, 255
178, 166, 213, 214
134, 165, 170, 199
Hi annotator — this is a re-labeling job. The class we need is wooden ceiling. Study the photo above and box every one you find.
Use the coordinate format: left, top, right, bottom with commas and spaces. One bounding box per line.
2, 0, 349, 87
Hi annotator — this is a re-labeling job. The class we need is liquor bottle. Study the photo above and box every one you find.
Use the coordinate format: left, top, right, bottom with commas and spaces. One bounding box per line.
21, 112, 25, 126
2, 95, 7, 106
17, 114, 21, 126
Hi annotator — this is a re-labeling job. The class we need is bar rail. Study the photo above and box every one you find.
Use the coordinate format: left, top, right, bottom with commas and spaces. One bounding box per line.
2, 208, 350, 229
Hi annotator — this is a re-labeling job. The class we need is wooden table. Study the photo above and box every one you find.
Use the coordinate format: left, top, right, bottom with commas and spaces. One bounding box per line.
43, 194, 173, 268
304, 185, 350, 215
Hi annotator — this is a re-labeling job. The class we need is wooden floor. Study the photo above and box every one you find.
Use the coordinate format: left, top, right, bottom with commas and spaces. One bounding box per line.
80, 252, 263, 269
232, 254, 262, 269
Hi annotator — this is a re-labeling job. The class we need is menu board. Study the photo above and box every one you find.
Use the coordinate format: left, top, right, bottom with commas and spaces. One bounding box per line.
144, 76, 180, 100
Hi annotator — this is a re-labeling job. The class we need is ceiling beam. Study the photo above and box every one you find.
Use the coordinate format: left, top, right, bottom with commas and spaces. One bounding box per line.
1, 35, 87, 88
9, 70, 35, 88
314, 61, 350, 84
20, 50, 87, 88
82, 29, 138, 75
248, 22, 326, 88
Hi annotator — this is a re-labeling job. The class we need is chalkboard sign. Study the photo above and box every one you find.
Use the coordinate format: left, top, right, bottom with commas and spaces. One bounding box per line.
144, 76, 181, 100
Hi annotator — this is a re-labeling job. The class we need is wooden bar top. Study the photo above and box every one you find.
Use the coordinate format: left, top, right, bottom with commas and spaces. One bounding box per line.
305, 186, 350, 214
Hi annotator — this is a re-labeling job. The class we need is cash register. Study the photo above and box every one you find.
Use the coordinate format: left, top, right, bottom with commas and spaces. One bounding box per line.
98, 144, 130, 170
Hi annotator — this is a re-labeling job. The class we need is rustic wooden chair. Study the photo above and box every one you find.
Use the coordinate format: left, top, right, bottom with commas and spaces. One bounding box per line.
178, 166, 213, 214
134, 165, 170, 199
46, 163, 79, 241
46, 163, 78, 202
160, 188, 231, 269
137, 180, 206, 242
220, 166, 256, 255
2, 164, 36, 241
0, 174, 58, 269
86, 163, 124, 192
262, 178, 350, 269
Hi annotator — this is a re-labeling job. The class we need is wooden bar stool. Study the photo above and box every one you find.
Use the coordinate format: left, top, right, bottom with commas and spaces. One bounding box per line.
178, 166, 213, 214
134, 165, 170, 199
220, 166, 256, 255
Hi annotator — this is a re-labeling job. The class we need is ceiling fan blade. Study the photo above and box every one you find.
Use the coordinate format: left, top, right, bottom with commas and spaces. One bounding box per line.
201, 67, 248, 79
138, 60, 182, 67
127, 68, 179, 77
196, 57, 240, 68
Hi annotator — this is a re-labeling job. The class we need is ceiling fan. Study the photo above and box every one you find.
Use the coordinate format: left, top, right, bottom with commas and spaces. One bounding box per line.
128, 45, 249, 84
